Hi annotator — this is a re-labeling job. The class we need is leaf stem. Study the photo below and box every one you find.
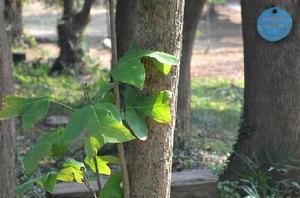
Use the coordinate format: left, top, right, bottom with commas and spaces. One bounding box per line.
94, 157, 102, 191
50, 100, 75, 111
109, 0, 131, 197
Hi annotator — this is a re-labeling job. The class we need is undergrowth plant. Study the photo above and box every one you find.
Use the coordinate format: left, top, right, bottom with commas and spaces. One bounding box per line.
0, 49, 179, 197
219, 153, 300, 198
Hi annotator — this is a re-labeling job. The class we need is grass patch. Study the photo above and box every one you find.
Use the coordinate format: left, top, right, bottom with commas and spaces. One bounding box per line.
176, 78, 243, 174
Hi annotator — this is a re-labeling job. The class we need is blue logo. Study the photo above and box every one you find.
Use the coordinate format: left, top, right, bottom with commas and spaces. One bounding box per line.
257, 7, 293, 42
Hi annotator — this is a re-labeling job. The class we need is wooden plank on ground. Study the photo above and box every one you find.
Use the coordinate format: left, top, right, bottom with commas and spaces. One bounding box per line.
47, 169, 218, 198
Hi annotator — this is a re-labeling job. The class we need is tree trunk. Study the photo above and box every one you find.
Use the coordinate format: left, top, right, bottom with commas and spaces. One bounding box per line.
223, 0, 300, 182
116, 0, 137, 58
50, 0, 94, 74
208, 4, 217, 18
0, 1, 17, 197
175, 0, 205, 151
5, 0, 23, 42
128, 0, 184, 197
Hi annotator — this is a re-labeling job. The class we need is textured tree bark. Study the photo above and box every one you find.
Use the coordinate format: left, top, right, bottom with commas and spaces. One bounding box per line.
0, 1, 17, 197
223, 0, 300, 182
128, 0, 184, 197
175, 0, 205, 150
50, 0, 94, 74
5, 0, 23, 41
116, 0, 137, 58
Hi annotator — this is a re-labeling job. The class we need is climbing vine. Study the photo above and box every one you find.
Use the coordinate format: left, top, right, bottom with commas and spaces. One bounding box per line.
0, 49, 179, 197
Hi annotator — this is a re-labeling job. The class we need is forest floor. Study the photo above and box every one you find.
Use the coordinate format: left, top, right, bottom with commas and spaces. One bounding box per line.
16, 2, 244, 196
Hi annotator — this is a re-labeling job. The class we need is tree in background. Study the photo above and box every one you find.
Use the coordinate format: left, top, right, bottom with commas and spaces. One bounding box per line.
50, 0, 94, 74
176, 0, 206, 150
5, 0, 23, 42
0, 1, 17, 197
128, 0, 184, 197
223, 0, 300, 185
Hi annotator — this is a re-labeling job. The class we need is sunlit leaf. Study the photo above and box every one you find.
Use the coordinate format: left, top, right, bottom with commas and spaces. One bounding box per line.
124, 88, 172, 123
57, 159, 85, 183
145, 91, 172, 123
62, 159, 85, 170
57, 167, 84, 183
85, 136, 103, 160
84, 156, 111, 175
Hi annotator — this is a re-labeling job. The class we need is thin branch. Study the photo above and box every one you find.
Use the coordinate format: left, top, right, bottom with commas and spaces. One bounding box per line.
109, 0, 131, 197
94, 157, 102, 191
83, 179, 98, 198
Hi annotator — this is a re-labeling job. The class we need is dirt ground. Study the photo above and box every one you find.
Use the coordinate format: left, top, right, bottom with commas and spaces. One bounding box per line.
23, 2, 244, 80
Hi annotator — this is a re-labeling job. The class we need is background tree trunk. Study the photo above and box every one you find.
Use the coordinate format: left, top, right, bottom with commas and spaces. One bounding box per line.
116, 0, 137, 58
50, 0, 94, 74
128, 0, 184, 197
5, 0, 23, 42
0, 1, 17, 197
223, 0, 300, 182
175, 0, 206, 151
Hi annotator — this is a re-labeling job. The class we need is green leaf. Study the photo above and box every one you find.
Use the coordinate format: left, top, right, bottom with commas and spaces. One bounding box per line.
144, 51, 179, 66
85, 136, 103, 160
62, 107, 92, 143
99, 172, 123, 198
111, 49, 179, 89
39, 172, 58, 192
84, 156, 111, 175
15, 172, 58, 196
15, 178, 39, 197
111, 56, 145, 89
22, 128, 65, 175
95, 79, 114, 102
57, 159, 85, 183
51, 141, 69, 157
0, 97, 50, 129
0, 96, 32, 120
125, 109, 148, 140
125, 50, 178, 73
22, 99, 50, 129
151, 59, 172, 75
124, 88, 172, 123
62, 104, 134, 146
94, 103, 121, 122
100, 155, 120, 164
63, 159, 85, 170
144, 91, 172, 123
57, 167, 84, 183
88, 105, 135, 144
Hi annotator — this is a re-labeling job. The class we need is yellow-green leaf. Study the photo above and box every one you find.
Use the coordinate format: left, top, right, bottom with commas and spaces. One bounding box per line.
84, 156, 111, 175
